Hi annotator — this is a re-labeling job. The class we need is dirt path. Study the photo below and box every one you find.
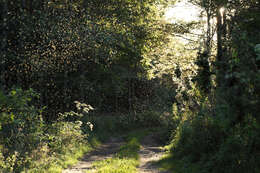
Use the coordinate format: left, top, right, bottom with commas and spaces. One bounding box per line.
62, 137, 124, 173
63, 132, 169, 173
138, 134, 170, 173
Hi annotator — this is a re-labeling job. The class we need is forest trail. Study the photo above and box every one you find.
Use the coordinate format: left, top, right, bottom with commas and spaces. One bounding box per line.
62, 137, 124, 173
138, 134, 170, 173
63, 132, 169, 173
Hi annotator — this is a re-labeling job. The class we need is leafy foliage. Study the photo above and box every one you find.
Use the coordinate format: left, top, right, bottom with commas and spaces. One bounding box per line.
0, 0, 171, 119
162, 0, 260, 173
0, 88, 94, 172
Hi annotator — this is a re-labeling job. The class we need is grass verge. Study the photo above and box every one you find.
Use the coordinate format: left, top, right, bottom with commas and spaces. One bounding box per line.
22, 135, 101, 173
157, 152, 201, 173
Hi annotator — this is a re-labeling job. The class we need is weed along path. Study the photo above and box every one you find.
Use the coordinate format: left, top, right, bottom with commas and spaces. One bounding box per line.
63, 131, 169, 173
62, 136, 125, 173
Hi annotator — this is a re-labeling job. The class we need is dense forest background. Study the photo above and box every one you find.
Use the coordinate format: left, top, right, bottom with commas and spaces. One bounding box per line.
0, 0, 259, 172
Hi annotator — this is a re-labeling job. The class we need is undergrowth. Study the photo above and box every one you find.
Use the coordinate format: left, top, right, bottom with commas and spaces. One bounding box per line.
158, 99, 260, 173
0, 88, 98, 173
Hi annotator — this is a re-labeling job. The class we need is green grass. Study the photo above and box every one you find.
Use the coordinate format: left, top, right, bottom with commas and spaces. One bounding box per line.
157, 153, 201, 173
22, 136, 101, 173
88, 129, 149, 173
58, 144, 93, 169
91, 157, 138, 173
21, 144, 90, 173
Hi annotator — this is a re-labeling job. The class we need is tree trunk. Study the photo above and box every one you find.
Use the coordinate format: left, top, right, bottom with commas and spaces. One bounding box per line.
0, 0, 8, 89
216, 8, 225, 88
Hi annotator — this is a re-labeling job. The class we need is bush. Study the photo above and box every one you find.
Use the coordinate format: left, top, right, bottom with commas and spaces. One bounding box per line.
0, 89, 93, 172
0, 89, 43, 152
0, 88, 44, 172
168, 111, 260, 173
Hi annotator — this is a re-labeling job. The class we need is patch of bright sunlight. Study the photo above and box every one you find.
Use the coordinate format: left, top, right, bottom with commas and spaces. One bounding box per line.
164, 0, 201, 23
219, 7, 226, 16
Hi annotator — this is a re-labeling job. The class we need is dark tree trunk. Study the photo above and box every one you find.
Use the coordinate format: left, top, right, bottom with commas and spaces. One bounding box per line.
0, 0, 8, 90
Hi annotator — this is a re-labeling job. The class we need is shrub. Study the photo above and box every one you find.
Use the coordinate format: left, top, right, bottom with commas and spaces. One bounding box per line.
0, 88, 44, 152
168, 110, 260, 173
0, 89, 94, 172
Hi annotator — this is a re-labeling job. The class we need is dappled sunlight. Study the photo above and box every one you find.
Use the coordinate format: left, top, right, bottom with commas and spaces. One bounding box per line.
0, 0, 259, 172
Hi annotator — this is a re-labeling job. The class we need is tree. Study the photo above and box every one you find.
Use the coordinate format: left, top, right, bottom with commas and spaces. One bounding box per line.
0, 0, 171, 120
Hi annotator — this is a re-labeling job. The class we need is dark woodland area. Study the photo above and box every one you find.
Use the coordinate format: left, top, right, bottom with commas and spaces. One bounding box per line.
0, 0, 259, 172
